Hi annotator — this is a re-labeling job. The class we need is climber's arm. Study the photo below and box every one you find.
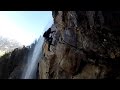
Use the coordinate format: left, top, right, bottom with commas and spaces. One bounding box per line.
51, 31, 56, 33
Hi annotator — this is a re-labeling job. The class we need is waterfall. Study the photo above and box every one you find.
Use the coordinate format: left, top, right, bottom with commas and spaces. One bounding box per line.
21, 36, 44, 79
21, 18, 53, 79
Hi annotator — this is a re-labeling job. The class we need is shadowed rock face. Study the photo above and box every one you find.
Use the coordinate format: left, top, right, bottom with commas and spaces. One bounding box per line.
0, 47, 29, 79
39, 11, 120, 79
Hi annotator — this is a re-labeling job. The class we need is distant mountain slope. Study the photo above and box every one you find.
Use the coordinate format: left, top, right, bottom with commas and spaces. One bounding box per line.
0, 39, 37, 79
0, 36, 22, 56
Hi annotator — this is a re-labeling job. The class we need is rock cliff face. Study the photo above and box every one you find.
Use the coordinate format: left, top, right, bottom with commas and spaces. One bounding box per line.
0, 11, 120, 79
39, 11, 120, 79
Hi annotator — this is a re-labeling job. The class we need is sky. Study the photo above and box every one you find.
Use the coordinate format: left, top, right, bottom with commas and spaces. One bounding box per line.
0, 11, 53, 46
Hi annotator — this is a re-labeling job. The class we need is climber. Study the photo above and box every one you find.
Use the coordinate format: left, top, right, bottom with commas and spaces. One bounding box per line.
43, 28, 55, 51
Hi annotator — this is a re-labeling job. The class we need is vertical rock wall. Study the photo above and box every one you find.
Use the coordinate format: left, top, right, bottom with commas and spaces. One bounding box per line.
39, 11, 120, 79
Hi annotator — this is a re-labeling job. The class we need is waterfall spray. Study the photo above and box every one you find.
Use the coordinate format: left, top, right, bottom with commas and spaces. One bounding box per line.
21, 18, 53, 79
22, 36, 44, 79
